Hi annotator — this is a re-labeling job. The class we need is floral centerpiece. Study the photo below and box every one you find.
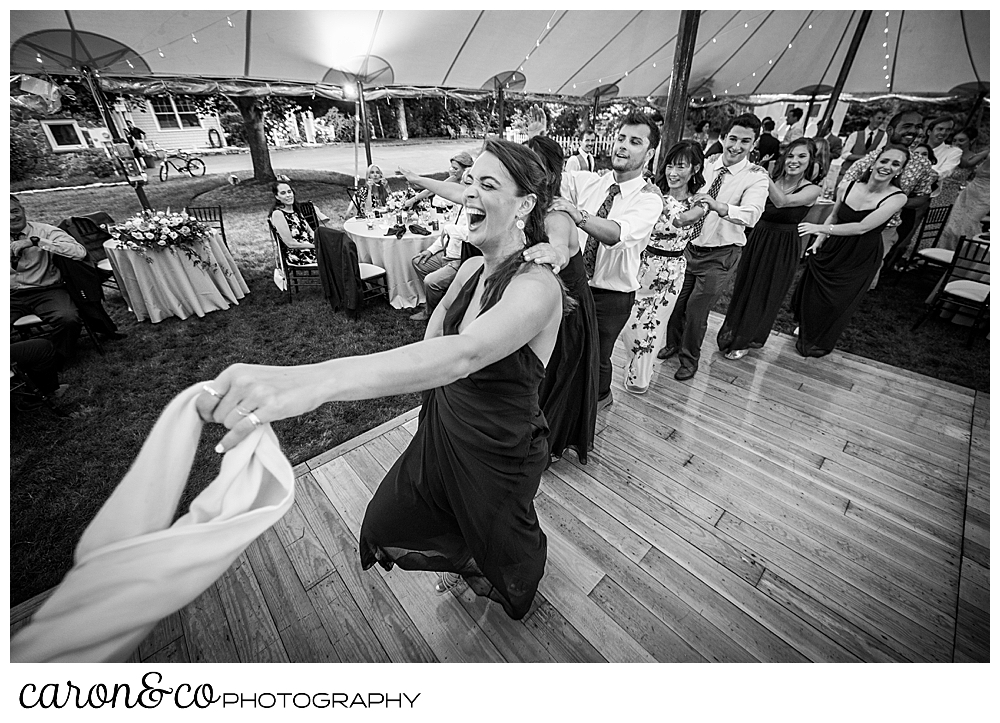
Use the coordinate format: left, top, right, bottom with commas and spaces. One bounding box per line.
386, 190, 410, 213
108, 210, 217, 272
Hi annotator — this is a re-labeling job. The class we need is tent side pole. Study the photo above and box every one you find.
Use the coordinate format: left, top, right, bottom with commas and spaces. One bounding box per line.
496, 86, 506, 137
82, 66, 151, 211
819, 10, 873, 129
357, 81, 373, 167
659, 10, 700, 186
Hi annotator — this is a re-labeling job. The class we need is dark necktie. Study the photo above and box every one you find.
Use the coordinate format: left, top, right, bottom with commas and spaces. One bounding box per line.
689, 167, 729, 240
586, 154, 593, 172
583, 183, 620, 278
865, 130, 874, 150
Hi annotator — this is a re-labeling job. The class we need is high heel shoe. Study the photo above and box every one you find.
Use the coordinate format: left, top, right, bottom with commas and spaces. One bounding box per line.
724, 349, 749, 360
434, 572, 462, 594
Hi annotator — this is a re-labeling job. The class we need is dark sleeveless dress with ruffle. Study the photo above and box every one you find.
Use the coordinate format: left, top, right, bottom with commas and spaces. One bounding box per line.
791, 183, 905, 357
538, 249, 599, 464
359, 266, 548, 620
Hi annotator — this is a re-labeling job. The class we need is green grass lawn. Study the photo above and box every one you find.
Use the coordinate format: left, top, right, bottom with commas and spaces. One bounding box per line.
10, 172, 989, 607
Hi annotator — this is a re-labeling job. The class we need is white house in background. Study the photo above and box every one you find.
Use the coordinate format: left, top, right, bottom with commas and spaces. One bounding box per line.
116, 98, 228, 152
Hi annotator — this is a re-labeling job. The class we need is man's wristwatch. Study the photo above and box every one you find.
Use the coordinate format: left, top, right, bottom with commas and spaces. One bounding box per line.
576, 209, 590, 229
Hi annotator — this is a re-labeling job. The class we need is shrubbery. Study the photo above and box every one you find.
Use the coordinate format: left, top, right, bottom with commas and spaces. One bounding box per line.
11, 116, 121, 185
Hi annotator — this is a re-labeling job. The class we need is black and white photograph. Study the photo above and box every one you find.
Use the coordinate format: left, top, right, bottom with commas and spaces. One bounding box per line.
8, 4, 991, 719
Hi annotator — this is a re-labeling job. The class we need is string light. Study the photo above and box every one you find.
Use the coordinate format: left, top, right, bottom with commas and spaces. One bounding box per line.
191, 33, 198, 43
158, 48, 165, 57
126, 59, 134, 68
227, 16, 233, 27
36, 53, 43, 63
883, 12, 892, 89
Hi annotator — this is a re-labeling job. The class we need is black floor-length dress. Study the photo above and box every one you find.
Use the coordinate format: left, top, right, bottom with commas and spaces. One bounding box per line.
359, 267, 549, 620
538, 249, 599, 463
791, 185, 905, 357
717, 192, 812, 353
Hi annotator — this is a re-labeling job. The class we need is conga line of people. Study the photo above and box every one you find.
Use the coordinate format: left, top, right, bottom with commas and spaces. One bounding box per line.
200, 110, 918, 620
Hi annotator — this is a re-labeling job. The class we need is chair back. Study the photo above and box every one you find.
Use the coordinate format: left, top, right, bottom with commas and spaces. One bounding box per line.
295, 201, 320, 231
347, 187, 364, 217
58, 213, 115, 264
185, 205, 226, 247
916, 205, 952, 248
947, 236, 991, 286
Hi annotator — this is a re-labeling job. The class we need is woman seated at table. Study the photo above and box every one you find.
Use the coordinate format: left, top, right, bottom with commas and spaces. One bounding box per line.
269, 181, 330, 266
402, 152, 475, 222
198, 139, 569, 619
355, 164, 391, 216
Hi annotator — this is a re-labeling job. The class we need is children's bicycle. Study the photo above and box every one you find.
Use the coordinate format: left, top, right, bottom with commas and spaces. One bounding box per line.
153, 145, 207, 181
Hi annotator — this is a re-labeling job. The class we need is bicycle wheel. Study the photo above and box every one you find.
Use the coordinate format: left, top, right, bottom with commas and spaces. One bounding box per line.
186, 158, 206, 176
159, 162, 169, 182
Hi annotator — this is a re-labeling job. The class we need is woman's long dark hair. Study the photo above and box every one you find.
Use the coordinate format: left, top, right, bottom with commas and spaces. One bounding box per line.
269, 181, 317, 229
523, 135, 564, 200
478, 138, 575, 314
658, 141, 705, 195
860, 144, 910, 188
772, 137, 822, 185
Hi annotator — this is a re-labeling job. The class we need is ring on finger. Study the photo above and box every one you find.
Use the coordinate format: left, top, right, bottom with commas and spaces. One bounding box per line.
235, 404, 254, 417
202, 384, 223, 399
246, 412, 263, 427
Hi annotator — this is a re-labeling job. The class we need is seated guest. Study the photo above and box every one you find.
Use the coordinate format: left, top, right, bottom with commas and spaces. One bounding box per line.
355, 164, 391, 215
10, 195, 86, 367
403, 152, 474, 221
408, 222, 468, 322
11, 338, 68, 401
269, 181, 330, 266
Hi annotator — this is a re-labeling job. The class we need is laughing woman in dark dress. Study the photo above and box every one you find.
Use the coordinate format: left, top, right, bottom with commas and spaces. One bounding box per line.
791, 145, 909, 357
717, 138, 822, 360
196, 140, 568, 620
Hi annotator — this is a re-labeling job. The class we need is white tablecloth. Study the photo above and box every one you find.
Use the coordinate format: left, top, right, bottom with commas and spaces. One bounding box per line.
104, 231, 249, 323
343, 218, 440, 309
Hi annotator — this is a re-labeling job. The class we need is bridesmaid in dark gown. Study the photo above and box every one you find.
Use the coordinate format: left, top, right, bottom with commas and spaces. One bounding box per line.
792, 146, 910, 357
718, 138, 822, 359
196, 140, 568, 620
523, 135, 599, 464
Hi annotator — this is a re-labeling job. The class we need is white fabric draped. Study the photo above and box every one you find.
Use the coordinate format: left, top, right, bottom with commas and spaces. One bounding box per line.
10, 383, 295, 663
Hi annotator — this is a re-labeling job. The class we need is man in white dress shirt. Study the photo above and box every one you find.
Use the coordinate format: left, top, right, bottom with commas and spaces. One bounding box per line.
777, 107, 805, 151
924, 115, 962, 185
565, 130, 597, 173
657, 114, 769, 381
544, 111, 664, 409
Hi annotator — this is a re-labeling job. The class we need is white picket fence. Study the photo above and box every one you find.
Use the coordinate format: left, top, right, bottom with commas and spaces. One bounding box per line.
505, 130, 616, 158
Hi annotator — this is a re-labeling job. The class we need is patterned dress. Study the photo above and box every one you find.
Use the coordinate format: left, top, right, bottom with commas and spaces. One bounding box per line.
621, 194, 696, 391
274, 208, 317, 266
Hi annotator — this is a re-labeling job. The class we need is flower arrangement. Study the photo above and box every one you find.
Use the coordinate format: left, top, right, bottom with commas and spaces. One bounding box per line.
108, 210, 216, 271
386, 190, 411, 212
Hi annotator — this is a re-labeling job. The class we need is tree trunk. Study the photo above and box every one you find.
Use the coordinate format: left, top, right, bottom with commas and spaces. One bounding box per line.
231, 95, 276, 182
395, 97, 408, 141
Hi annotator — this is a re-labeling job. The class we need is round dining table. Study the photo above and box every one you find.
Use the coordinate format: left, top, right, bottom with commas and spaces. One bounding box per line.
103, 231, 249, 323
343, 218, 442, 309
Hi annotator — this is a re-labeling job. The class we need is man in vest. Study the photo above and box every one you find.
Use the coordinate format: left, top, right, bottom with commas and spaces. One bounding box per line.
565, 130, 597, 173
840, 108, 888, 176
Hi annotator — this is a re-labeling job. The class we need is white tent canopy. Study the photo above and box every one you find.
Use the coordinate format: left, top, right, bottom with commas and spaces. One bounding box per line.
10, 9, 990, 102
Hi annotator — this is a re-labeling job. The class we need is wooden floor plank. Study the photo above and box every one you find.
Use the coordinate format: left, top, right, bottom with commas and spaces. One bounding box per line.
294, 476, 437, 663
244, 526, 341, 663
137, 612, 183, 661
451, 585, 557, 663
177, 583, 241, 663
215, 553, 290, 663
520, 598, 607, 663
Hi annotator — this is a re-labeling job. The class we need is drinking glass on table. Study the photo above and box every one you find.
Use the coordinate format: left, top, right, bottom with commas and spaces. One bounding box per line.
366, 211, 375, 230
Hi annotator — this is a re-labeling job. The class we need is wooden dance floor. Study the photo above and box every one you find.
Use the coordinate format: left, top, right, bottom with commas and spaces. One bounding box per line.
11, 314, 990, 662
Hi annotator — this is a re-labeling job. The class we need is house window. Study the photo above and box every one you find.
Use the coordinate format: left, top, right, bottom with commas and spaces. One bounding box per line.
149, 97, 202, 130
39, 120, 88, 153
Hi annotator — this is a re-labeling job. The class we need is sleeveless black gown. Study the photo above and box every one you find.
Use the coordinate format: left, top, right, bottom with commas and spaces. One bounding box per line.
791, 184, 905, 357
538, 249, 599, 464
718, 192, 813, 353
359, 267, 549, 620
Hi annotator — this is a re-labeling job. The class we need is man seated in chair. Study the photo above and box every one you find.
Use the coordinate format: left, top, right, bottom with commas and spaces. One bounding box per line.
408, 221, 468, 322
10, 195, 87, 367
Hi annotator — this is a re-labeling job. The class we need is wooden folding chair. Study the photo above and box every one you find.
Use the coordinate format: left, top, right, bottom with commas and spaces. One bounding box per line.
900, 204, 954, 275
268, 219, 321, 304
911, 235, 990, 347
186, 206, 227, 248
